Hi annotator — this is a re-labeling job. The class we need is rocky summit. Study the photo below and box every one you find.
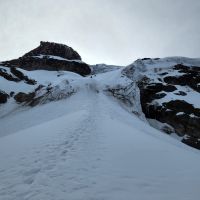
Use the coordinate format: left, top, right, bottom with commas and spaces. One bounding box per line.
1, 41, 91, 76
23, 41, 82, 60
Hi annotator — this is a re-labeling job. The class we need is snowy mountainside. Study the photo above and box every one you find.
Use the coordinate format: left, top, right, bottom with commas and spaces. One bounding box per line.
1, 42, 200, 199
1, 74, 200, 200
1, 52, 200, 148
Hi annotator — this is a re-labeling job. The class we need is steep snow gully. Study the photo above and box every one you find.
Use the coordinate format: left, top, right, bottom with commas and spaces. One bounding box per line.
1, 75, 200, 200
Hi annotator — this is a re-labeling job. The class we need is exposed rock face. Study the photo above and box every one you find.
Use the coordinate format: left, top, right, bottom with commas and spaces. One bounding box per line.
138, 62, 200, 149
10, 67, 37, 85
182, 135, 200, 150
23, 41, 82, 60
0, 68, 20, 82
0, 90, 9, 104
163, 64, 200, 92
3, 57, 91, 76
14, 92, 35, 104
0, 67, 37, 84
2, 41, 91, 76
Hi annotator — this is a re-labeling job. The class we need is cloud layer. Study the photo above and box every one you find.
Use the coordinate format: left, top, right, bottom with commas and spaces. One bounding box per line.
0, 0, 200, 65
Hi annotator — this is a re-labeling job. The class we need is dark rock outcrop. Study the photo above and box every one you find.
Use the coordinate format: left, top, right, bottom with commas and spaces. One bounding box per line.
10, 67, 37, 85
14, 92, 35, 103
138, 63, 200, 149
0, 68, 20, 82
163, 64, 200, 92
0, 67, 37, 84
2, 42, 91, 76
182, 135, 200, 150
141, 100, 200, 137
138, 79, 177, 109
23, 41, 82, 60
3, 57, 91, 76
0, 90, 9, 104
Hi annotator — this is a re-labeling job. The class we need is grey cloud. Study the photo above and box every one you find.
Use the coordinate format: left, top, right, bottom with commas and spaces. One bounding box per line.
0, 0, 200, 65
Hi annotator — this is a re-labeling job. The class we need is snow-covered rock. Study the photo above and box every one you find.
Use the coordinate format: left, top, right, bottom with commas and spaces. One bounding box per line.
0, 65, 81, 118
131, 57, 200, 149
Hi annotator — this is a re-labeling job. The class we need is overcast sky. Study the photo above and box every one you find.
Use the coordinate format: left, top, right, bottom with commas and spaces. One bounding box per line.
0, 0, 200, 65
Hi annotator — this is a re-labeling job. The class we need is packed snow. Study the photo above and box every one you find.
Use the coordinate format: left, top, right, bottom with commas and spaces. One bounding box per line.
1, 84, 200, 200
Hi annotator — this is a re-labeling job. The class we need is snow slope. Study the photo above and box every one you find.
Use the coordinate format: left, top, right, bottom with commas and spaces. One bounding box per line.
1, 74, 200, 200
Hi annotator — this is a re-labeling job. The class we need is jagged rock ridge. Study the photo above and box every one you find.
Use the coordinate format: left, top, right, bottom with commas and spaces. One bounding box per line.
23, 41, 82, 60
2, 41, 91, 76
